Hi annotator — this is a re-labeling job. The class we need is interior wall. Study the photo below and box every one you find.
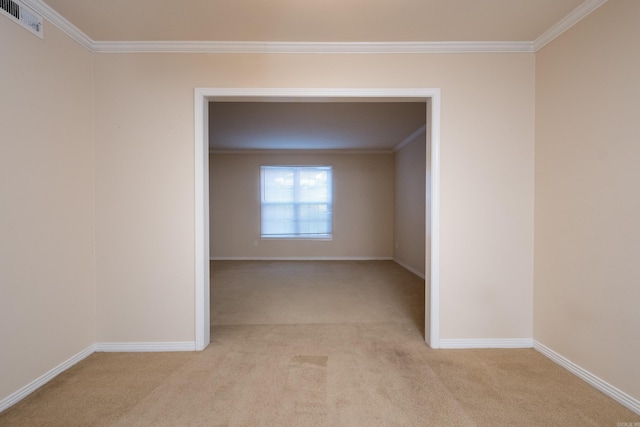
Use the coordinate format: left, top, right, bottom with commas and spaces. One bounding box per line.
393, 130, 427, 277
0, 20, 95, 403
93, 51, 534, 343
209, 152, 394, 259
534, 0, 640, 402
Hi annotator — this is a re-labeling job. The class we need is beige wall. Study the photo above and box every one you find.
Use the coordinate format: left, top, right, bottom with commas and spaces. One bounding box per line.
93, 57, 196, 343
93, 52, 535, 342
7, 0, 640, 411
0, 21, 95, 402
393, 131, 427, 277
1, 10, 536, 405
210, 152, 394, 259
535, 0, 640, 401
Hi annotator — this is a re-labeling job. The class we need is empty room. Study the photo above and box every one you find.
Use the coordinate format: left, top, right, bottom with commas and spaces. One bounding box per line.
1, 0, 639, 425
208, 99, 429, 356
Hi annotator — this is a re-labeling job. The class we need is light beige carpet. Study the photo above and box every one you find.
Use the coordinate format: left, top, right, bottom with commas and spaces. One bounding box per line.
1, 261, 638, 426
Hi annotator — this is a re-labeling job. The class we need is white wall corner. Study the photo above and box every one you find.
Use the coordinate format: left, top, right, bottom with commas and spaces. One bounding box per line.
534, 340, 640, 415
439, 338, 533, 349
94, 342, 197, 352
0, 344, 95, 413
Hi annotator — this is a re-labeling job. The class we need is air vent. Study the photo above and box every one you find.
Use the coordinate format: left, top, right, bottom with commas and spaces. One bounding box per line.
0, 0, 43, 38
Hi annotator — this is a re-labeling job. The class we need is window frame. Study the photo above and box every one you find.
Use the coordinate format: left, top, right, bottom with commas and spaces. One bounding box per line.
260, 165, 333, 240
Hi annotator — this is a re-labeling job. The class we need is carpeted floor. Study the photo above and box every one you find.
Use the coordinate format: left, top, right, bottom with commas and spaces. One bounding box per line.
1, 261, 638, 426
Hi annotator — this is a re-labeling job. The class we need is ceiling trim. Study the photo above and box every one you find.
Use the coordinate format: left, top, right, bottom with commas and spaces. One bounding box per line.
209, 149, 394, 154
25, 0, 607, 54
91, 41, 535, 54
534, 0, 608, 51
393, 125, 427, 152
23, 0, 92, 49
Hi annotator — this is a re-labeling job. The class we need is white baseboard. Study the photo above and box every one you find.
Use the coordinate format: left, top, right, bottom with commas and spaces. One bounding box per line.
95, 342, 196, 352
392, 258, 426, 279
439, 338, 533, 349
0, 344, 95, 413
210, 257, 393, 261
0, 341, 196, 413
534, 340, 640, 415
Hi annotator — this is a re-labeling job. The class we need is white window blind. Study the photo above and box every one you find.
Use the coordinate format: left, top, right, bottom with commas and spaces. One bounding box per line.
261, 166, 332, 238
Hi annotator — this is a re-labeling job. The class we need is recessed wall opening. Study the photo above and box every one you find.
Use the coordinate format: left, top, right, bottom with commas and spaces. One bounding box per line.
194, 89, 441, 351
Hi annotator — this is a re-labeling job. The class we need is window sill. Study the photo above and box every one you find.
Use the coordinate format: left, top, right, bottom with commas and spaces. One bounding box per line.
261, 236, 333, 241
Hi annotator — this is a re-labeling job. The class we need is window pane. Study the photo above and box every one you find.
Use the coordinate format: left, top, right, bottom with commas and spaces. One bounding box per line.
297, 203, 332, 235
260, 166, 332, 238
261, 204, 295, 235
298, 169, 331, 203
262, 168, 294, 203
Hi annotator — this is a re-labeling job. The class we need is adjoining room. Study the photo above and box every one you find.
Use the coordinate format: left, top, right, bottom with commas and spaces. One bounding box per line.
208, 101, 429, 336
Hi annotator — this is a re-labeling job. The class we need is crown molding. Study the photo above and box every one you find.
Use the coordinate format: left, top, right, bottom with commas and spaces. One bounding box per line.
534, 0, 608, 51
22, 0, 92, 49
394, 124, 427, 152
91, 40, 534, 54
210, 149, 393, 154
23, 0, 605, 54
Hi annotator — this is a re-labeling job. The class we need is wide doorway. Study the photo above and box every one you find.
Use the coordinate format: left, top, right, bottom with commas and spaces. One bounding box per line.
194, 88, 441, 350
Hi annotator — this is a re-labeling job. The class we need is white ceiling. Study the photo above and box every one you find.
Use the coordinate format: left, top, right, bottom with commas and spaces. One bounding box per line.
42, 0, 585, 43
209, 102, 426, 151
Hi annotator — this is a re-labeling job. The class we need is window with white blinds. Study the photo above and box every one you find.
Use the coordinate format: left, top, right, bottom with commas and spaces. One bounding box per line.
260, 166, 333, 239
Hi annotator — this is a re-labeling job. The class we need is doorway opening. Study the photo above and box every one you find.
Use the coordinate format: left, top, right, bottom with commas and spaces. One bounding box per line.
194, 88, 441, 350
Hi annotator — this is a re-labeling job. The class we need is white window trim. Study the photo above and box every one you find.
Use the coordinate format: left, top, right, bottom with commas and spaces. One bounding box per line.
260, 165, 333, 239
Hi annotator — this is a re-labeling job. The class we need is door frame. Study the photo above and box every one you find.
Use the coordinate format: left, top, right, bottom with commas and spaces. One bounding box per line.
194, 87, 441, 350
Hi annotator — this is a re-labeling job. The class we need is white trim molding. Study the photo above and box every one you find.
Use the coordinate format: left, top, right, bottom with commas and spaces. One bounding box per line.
428, 92, 441, 349
534, 0, 608, 51
394, 125, 427, 153
21, 0, 93, 49
210, 149, 393, 155
196, 87, 441, 350
534, 341, 640, 415
194, 93, 210, 352
0, 341, 197, 412
393, 258, 426, 280
91, 41, 534, 54
0, 344, 95, 413
21, 0, 606, 54
439, 338, 533, 349
211, 257, 394, 261
95, 342, 197, 352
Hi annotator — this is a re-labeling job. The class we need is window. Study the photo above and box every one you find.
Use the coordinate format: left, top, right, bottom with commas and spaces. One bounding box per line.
261, 166, 332, 239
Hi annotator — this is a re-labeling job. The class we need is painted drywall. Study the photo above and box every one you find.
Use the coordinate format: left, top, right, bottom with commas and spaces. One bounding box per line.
93, 52, 534, 342
393, 130, 427, 277
0, 20, 95, 403
209, 152, 394, 259
535, 0, 640, 402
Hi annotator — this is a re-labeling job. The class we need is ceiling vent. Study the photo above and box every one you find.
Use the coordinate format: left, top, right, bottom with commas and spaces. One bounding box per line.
0, 0, 43, 38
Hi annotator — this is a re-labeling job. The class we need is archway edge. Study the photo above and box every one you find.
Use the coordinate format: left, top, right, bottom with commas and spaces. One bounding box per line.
194, 87, 441, 350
